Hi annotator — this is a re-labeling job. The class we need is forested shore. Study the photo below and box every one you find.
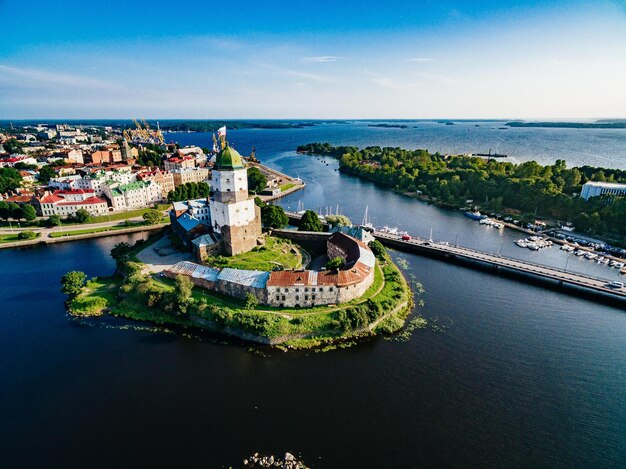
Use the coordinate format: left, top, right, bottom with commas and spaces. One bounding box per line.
297, 143, 626, 239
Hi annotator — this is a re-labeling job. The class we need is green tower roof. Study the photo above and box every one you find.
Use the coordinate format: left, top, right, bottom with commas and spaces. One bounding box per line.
215, 145, 244, 170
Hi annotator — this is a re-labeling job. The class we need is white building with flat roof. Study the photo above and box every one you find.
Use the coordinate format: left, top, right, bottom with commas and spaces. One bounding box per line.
581, 181, 626, 200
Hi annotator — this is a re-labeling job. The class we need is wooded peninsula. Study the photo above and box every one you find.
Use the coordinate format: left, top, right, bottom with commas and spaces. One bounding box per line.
297, 143, 626, 242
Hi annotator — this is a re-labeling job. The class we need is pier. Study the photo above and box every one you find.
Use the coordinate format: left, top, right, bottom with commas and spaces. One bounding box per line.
373, 231, 626, 305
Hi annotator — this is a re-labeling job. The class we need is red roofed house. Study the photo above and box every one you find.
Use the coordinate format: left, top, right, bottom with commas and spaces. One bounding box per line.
40, 189, 108, 217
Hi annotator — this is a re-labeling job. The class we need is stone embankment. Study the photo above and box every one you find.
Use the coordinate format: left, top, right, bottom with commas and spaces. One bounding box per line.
0, 224, 166, 250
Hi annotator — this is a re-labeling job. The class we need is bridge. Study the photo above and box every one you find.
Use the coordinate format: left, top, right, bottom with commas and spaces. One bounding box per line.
282, 210, 625, 305
373, 231, 626, 306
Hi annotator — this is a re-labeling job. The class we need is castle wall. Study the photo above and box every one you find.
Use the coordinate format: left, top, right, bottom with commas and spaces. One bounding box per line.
221, 204, 262, 256
266, 284, 339, 308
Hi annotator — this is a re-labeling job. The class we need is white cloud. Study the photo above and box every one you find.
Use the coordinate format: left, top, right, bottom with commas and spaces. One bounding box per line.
404, 57, 434, 63
300, 56, 342, 63
0, 64, 122, 91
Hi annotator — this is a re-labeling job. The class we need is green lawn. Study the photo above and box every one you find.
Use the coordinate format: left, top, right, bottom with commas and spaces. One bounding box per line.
205, 236, 303, 271
50, 222, 150, 238
89, 205, 168, 223
279, 182, 296, 192
69, 245, 413, 348
0, 232, 41, 243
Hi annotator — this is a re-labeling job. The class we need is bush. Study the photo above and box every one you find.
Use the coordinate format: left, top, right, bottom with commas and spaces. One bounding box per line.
17, 230, 37, 240
368, 239, 386, 260
48, 215, 61, 227
325, 256, 345, 271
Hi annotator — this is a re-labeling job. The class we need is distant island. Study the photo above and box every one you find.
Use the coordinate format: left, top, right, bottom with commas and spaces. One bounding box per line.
368, 123, 408, 129
506, 121, 626, 129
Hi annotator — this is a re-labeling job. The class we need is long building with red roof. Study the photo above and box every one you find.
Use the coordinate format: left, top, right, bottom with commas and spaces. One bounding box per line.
40, 189, 108, 217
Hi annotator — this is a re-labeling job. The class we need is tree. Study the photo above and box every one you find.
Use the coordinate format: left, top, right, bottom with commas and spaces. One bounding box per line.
142, 209, 162, 225
245, 292, 259, 310
9, 203, 21, 220
0, 201, 8, 221
3, 138, 23, 154
368, 239, 386, 259
0, 167, 22, 193
111, 242, 133, 260
325, 256, 345, 271
261, 204, 288, 229
75, 208, 90, 223
20, 204, 37, 222
38, 165, 56, 184
247, 167, 267, 193
173, 274, 193, 314
254, 196, 265, 207
325, 214, 352, 228
61, 271, 87, 297
48, 215, 61, 227
298, 210, 323, 232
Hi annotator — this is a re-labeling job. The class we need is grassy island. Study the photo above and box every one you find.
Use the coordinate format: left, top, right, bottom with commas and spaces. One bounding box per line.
64, 237, 415, 349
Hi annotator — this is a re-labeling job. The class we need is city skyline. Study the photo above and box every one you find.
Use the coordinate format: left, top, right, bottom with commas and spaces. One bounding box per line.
1, 0, 625, 119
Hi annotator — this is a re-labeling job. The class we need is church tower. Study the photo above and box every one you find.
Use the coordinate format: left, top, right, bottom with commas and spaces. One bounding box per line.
209, 145, 262, 256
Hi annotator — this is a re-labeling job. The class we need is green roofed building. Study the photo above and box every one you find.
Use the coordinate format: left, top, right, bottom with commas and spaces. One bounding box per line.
102, 179, 162, 211
214, 145, 245, 171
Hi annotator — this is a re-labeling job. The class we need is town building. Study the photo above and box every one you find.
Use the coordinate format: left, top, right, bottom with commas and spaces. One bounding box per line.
102, 180, 161, 211
40, 189, 108, 217
171, 167, 209, 187
89, 146, 122, 164
581, 181, 626, 200
0, 155, 38, 167
137, 168, 174, 199
169, 199, 212, 247
164, 155, 196, 172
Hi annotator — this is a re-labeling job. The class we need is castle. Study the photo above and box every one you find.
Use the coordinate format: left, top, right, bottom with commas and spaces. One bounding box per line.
170, 143, 262, 257
209, 145, 262, 256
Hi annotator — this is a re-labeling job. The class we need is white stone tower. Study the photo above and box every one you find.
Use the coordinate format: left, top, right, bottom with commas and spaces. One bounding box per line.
209, 145, 262, 256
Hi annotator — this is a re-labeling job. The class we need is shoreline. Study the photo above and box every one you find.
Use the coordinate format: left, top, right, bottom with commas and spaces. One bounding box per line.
0, 223, 166, 249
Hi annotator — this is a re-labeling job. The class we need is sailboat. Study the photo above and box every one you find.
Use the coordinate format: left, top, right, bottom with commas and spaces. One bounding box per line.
361, 205, 375, 230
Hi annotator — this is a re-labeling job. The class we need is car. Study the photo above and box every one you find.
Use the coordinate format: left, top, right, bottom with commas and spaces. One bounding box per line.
606, 281, 624, 289
402, 234, 411, 241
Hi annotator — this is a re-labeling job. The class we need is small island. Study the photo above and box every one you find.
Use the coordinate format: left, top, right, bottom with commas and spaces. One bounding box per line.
62, 144, 414, 349
367, 123, 408, 129
506, 121, 626, 129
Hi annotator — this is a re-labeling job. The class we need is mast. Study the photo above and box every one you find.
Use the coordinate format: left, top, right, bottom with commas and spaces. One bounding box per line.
362, 205, 369, 225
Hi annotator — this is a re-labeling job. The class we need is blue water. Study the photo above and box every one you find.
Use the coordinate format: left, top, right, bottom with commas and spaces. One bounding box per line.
1, 123, 626, 467
170, 120, 626, 169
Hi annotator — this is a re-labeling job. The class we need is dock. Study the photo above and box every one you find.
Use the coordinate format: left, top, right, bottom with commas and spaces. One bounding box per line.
373, 232, 626, 306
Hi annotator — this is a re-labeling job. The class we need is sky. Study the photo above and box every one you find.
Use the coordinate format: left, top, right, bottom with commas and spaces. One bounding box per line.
1, 0, 625, 119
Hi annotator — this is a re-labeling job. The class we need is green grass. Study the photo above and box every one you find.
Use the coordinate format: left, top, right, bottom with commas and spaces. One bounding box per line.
89, 206, 168, 223
71, 247, 414, 348
279, 182, 296, 192
50, 222, 148, 238
205, 236, 303, 271
0, 232, 41, 243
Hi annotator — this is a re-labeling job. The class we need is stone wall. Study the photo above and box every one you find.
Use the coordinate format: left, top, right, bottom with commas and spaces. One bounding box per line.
222, 204, 263, 256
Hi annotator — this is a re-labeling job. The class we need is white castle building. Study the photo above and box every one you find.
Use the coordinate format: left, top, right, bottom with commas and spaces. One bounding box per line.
209, 145, 262, 255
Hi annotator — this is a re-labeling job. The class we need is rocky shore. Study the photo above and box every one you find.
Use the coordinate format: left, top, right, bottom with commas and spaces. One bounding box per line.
242, 451, 309, 468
